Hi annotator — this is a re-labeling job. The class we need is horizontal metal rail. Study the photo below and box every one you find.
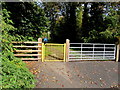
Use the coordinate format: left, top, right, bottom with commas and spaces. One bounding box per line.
69, 43, 116, 61
69, 53, 113, 55
69, 51, 114, 52
44, 60, 64, 61
70, 43, 115, 45
13, 46, 41, 48
69, 56, 114, 58
69, 58, 114, 61
69, 54, 114, 55
45, 44, 64, 45
70, 47, 115, 49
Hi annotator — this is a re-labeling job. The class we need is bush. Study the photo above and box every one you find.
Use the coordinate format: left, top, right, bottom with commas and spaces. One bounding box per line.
1, 9, 36, 88
1, 29, 36, 89
2, 55, 35, 88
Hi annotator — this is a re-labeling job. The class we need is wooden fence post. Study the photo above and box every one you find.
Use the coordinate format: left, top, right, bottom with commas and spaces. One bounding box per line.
116, 44, 119, 62
66, 39, 70, 62
38, 38, 42, 61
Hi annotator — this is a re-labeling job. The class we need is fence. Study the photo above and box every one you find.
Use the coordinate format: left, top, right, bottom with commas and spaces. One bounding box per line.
68, 43, 116, 61
12, 38, 42, 61
12, 38, 119, 62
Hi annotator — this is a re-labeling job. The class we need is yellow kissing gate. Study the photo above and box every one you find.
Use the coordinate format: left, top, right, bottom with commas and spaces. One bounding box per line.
42, 43, 66, 62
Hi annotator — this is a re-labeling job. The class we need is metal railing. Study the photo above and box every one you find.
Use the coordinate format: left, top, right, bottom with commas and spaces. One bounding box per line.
69, 43, 116, 61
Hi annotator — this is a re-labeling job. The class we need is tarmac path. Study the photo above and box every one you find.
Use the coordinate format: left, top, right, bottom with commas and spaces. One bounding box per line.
24, 61, 119, 88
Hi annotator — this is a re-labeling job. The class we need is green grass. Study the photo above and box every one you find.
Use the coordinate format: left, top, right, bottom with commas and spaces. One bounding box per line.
44, 44, 64, 58
45, 46, 52, 57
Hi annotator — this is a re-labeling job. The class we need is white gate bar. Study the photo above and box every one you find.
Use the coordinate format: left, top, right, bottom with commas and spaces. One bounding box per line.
70, 47, 81, 48
69, 57, 101, 58
95, 47, 114, 49
69, 43, 116, 61
70, 47, 115, 49
69, 56, 114, 58
69, 57, 114, 59
69, 54, 114, 55
69, 58, 115, 61
70, 43, 115, 45
69, 51, 114, 52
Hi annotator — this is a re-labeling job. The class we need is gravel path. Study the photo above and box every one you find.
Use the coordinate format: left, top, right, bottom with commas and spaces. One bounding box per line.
24, 61, 119, 88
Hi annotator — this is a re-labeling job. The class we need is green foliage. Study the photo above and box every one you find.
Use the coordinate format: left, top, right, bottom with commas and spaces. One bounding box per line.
43, 2, 119, 43
100, 29, 114, 43
1, 8, 35, 88
2, 56, 35, 88
1, 3, 119, 88
76, 6, 83, 41
82, 30, 99, 43
99, 9, 120, 43
3, 2, 49, 41
81, 2, 120, 43
104, 7, 120, 37
76, 6, 83, 30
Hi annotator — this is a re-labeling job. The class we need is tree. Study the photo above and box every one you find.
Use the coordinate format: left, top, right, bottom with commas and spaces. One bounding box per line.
3, 2, 49, 40
43, 2, 79, 43
81, 3, 90, 39
75, 3, 83, 42
100, 2, 120, 43
43, 2, 119, 43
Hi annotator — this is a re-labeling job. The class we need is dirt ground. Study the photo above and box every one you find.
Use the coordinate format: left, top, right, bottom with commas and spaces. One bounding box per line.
24, 61, 120, 88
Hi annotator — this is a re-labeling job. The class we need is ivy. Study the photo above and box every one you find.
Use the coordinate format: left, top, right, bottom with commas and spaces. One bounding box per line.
1, 8, 36, 88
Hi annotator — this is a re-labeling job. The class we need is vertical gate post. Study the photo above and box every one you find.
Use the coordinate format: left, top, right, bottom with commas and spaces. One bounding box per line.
64, 43, 66, 62
66, 39, 70, 62
38, 38, 42, 61
116, 44, 119, 62
42, 43, 44, 62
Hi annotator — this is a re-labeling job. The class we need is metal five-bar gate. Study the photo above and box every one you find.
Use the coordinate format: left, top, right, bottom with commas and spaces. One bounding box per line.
69, 43, 116, 61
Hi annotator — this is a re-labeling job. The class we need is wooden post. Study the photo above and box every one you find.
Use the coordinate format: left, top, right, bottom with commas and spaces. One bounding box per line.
116, 44, 119, 62
66, 39, 70, 62
38, 38, 42, 61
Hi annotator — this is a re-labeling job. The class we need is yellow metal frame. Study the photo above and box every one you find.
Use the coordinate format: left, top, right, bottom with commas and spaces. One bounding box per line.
45, 43, 64, 45
42, 43, 44, 62
44, 60, 64, 61
64, 43, 66, 62
42, 43, 66, 62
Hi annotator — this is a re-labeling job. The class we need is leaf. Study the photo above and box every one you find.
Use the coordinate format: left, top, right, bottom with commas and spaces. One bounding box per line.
100, 84, 103, 87
52, 80, 56, 82
42, 74, 45, 77
62, 85, 64, 87
94, 82, 98, 85
52, 77, 56, 79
